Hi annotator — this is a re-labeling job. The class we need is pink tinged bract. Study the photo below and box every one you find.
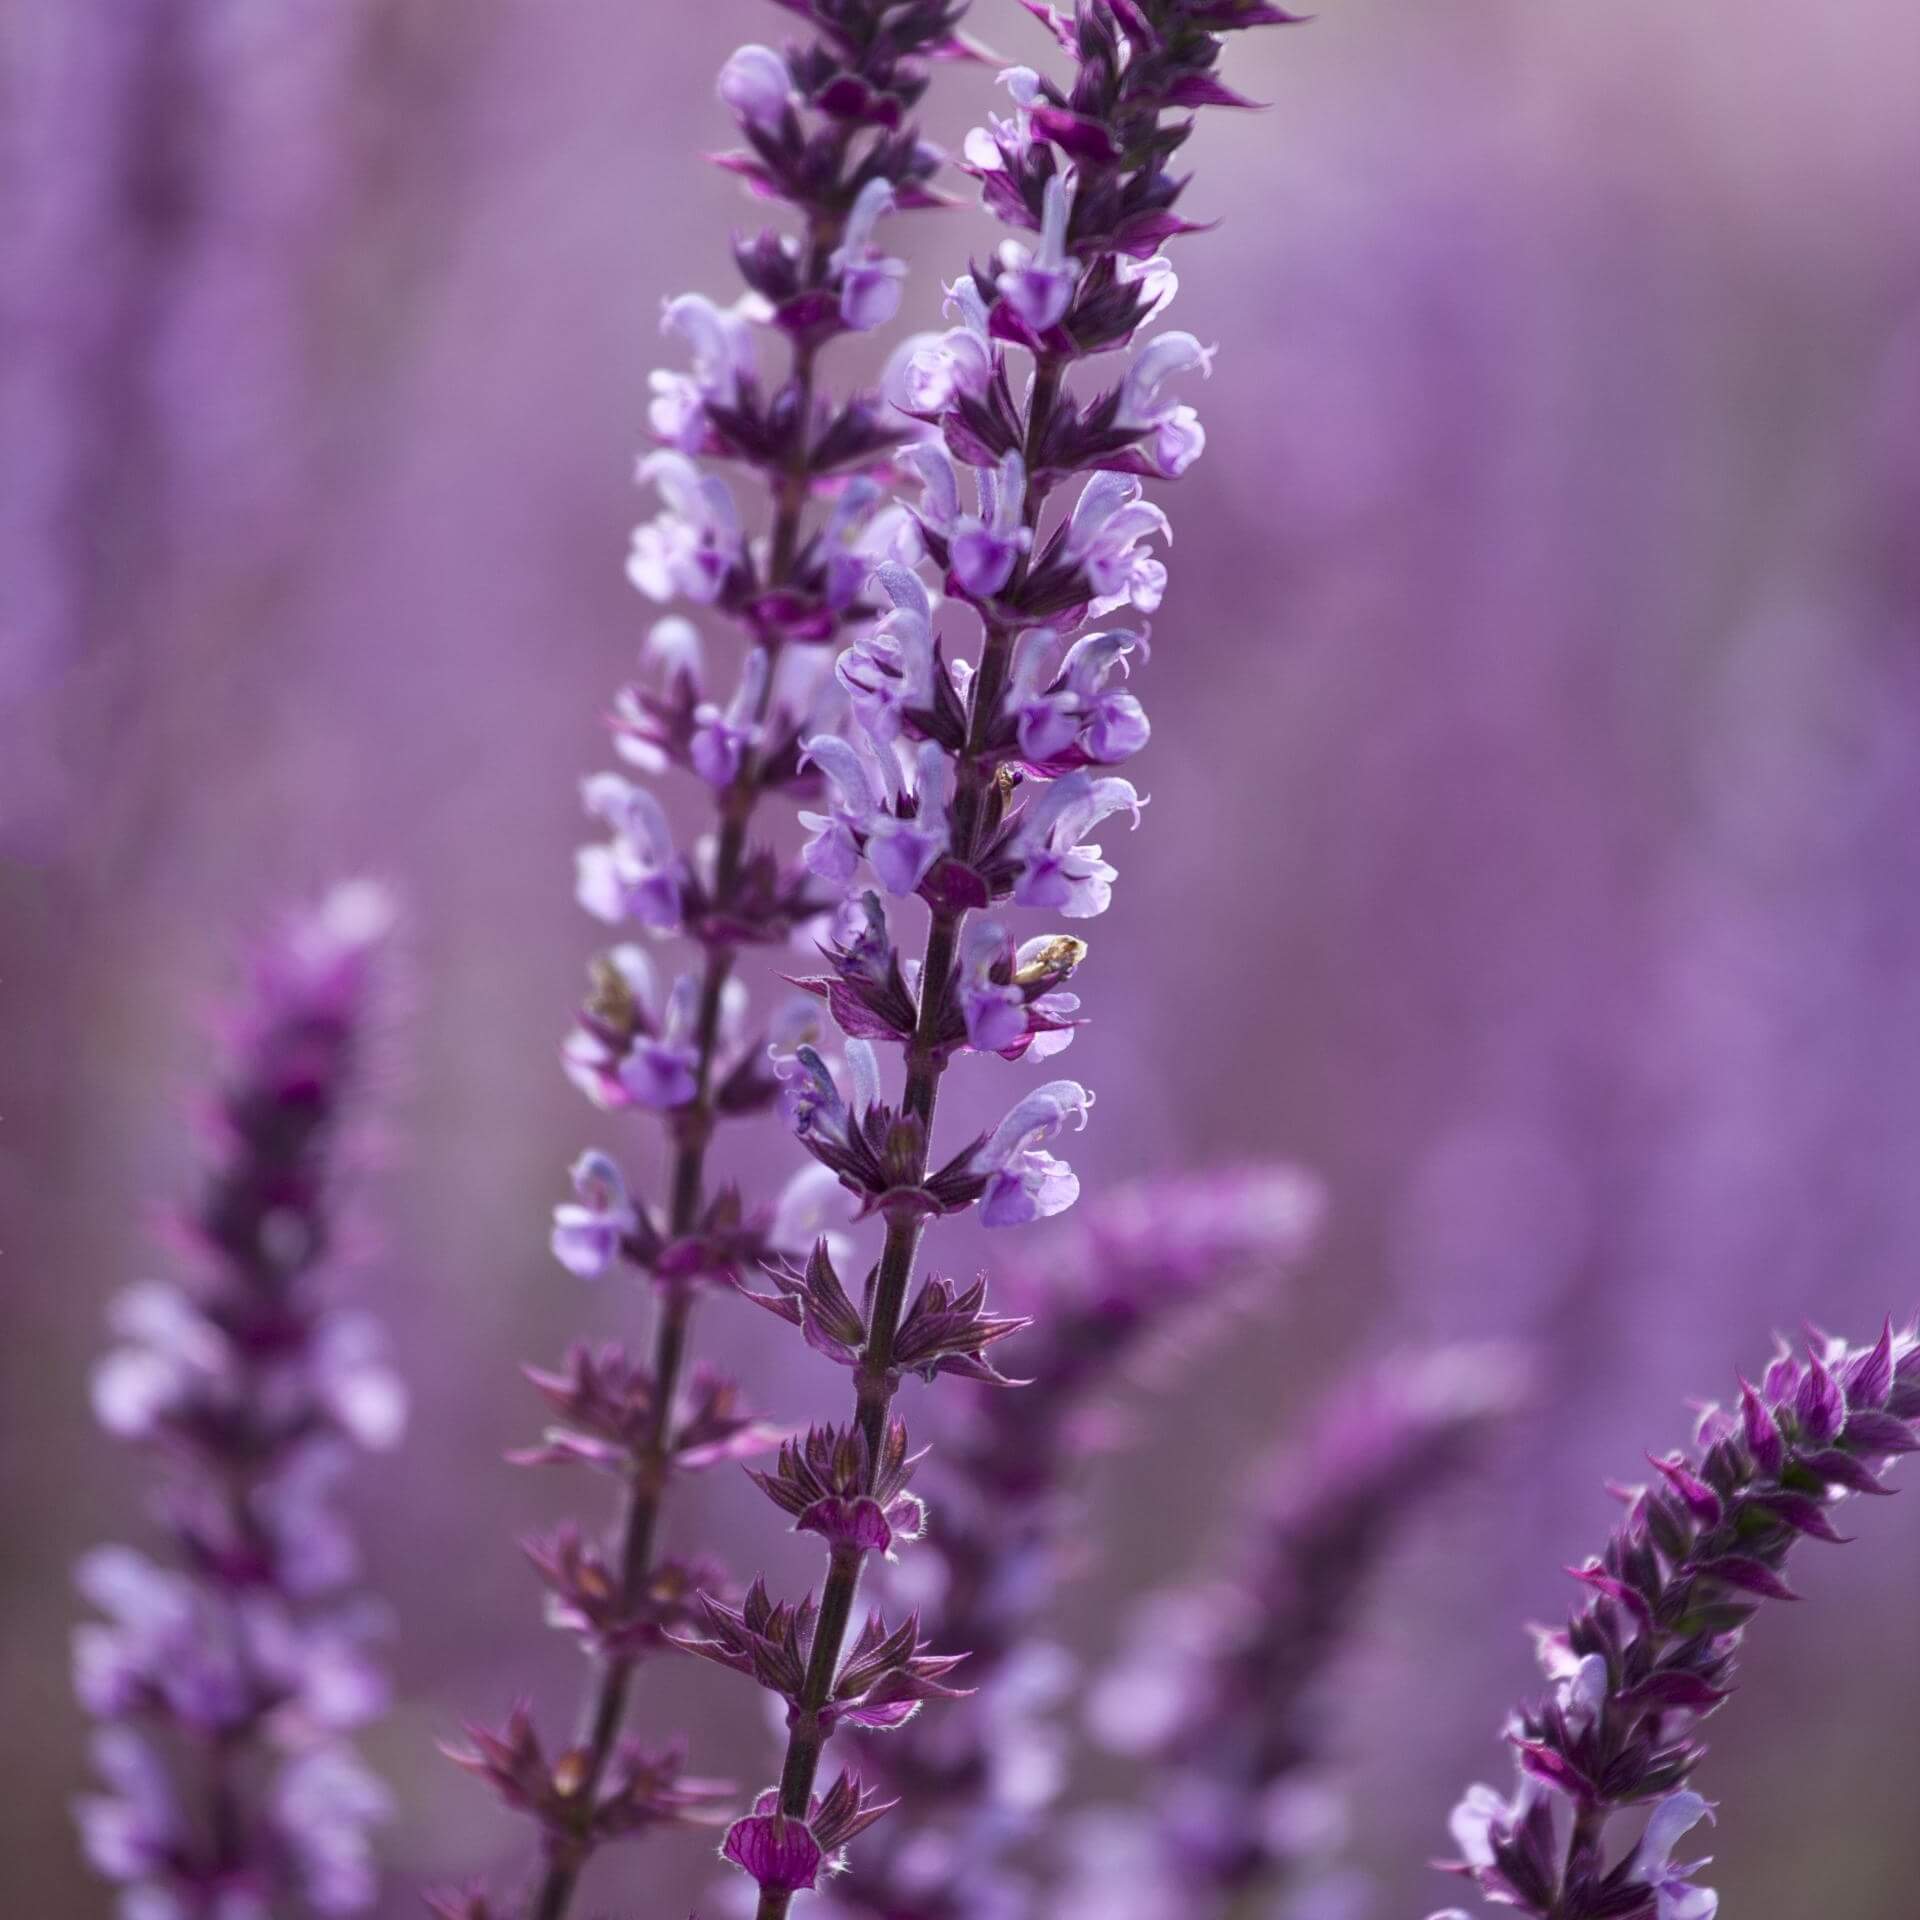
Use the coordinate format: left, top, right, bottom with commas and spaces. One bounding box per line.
723, 1806, 825, 1894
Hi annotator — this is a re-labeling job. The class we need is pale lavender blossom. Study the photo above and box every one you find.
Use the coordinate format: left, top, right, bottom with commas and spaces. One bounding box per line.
831, 181, 909, 335
628, 451, 744, 604
575, 772, 682, 928
1060, 473, 1172, 617
973, 1081, 1095, 1228
549, 1150, 639, 1279
717, 43, 792, 131
995, 176, 1079, 337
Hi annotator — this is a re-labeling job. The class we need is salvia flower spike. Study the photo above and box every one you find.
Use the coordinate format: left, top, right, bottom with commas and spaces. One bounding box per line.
1074, 1344, 1527, 1920
1429, 1319, 1920, 1920
693, 0, 1305, 1910
454, 3, 979, 1917
72, 885, 404, 1920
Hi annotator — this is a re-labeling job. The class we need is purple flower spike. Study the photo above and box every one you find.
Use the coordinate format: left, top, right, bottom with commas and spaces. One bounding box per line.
1074, 1344, 1525, 1914
474, 1, 1307, 1912
465, 3, 987, 1911
1435, 1320, 1920, 1920
73, 887, 401, 1920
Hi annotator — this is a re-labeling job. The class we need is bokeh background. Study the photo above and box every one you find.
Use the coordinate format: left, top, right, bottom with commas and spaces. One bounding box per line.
7, 0, 1920, 1913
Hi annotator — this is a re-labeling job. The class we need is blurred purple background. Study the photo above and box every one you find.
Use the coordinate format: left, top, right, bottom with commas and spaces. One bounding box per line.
7, 0, 1920, 1913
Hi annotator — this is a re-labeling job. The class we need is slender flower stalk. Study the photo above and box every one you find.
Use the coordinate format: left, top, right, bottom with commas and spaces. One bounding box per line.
831, 1167, 1328, 1920
1430, 1320, 1920, 1920
72, 884, 405, 1920
1074, 1345, 1526, 1920
442, 6, 977, 1918
667, 5, 1310, 1914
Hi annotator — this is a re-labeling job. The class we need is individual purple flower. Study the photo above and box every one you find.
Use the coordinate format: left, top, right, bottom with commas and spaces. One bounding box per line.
995, 174, 1079, 337
1634, 1792, 1719, 1920
1009, 770, 1145, 918
575, 771, 682, 928
1432, 1319, 1920, 1920
651, 293, 759, 452
72, 886, 402, 1920
1059, 471, 1172, 616
718, 43, 793, 132
832, 180, 908, 335
621, 981, 700, 1109
559, 943, 703, 1110
1005, 625, 1151, 771
727, 1806, 827, 1896
1113, 331, 1215, 478
896, 280, 996, 416
689, 646, 771, 788
550, 1149, 639, 1278
75, 1730, 185, 1895
972, 1080, 1094, 1228
723, 1774, 894, 1895
276, 1745, 395, 1914
951, 452, 1033, 601
628, 450, 745, 604
800, 733, 951, 897
956, 919, 1084, 1059
963, 63, 1045, 175
835, 563, 940, 749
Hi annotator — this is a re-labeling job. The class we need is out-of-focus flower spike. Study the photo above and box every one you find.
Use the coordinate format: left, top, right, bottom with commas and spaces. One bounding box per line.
74, 890, 401, 1919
